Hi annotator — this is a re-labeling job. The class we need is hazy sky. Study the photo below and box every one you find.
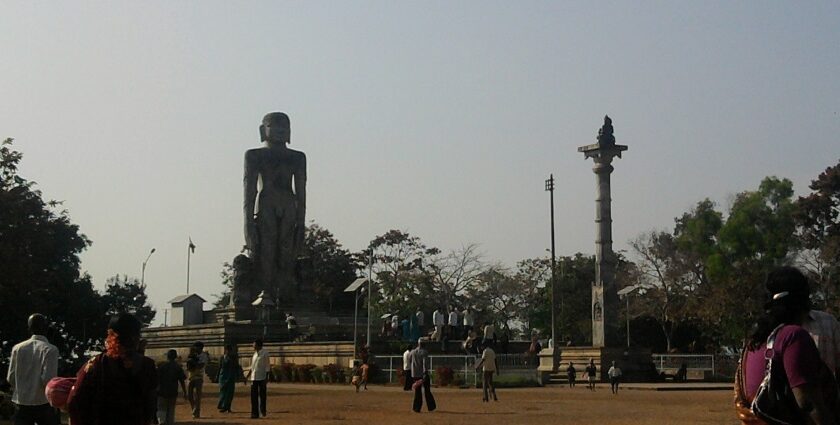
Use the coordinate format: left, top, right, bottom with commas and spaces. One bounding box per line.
2, 1, 838, 324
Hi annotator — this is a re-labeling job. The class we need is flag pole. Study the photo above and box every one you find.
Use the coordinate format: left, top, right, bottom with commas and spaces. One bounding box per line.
186, 242, 191, 294
187, 238, 195, 293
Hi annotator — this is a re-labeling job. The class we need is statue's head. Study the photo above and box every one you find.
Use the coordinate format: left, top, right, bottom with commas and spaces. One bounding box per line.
260, 112, 291, 145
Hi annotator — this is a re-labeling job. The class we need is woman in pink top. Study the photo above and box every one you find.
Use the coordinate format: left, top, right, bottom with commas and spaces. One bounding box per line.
739, 267, 837, 425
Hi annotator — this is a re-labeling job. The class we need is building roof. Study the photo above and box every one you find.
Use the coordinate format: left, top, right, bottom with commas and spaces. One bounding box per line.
168, 294, 207, 305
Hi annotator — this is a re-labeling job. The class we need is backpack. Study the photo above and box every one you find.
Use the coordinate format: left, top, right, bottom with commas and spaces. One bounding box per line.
750, 325, 805, 425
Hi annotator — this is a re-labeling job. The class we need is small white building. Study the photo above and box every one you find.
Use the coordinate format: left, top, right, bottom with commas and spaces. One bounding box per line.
168, 294, 206, 326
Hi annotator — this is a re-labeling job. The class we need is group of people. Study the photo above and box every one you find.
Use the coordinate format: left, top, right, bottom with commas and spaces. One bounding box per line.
4, 312, 275, 424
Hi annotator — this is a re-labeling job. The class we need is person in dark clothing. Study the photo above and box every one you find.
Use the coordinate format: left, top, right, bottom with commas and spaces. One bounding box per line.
567, 362, 577, 388
68, 313, 158, 425
216, 344, 241, 413
585, 359, 597, 391
156, 349, 187, 425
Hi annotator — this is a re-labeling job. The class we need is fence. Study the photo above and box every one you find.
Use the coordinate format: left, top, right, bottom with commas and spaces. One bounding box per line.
376, 353, 536, 386
651, 354, 715, 374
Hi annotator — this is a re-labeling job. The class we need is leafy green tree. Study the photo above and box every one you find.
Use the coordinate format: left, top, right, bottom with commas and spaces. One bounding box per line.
794, 160, 840, 313
703, 177, 798, 346
554, 254, 596, 345
301, 223, 359, 312
102, 275, 156, 326
365, 230, 439, 317
0, 138, 99, 373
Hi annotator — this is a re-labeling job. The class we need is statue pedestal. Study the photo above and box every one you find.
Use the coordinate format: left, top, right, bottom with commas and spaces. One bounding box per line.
538, 346, 653, 384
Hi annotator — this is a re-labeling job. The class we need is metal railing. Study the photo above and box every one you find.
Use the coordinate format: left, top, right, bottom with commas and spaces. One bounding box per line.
376, 353, 538, 385
651, 354, 715, 373
377, 354, 481, 386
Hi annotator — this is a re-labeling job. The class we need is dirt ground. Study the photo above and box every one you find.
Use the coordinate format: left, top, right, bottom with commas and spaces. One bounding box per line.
166, 382, 739, 425
0, 382, 740, 425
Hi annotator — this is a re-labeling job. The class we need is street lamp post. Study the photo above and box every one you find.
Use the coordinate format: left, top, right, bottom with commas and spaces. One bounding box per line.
252, 290, 275, 338
617, 284, 641, 348
344, 277, 368, 360
141, 248, 156, 286
367, 246, 374, 348
545, 175, 557, 370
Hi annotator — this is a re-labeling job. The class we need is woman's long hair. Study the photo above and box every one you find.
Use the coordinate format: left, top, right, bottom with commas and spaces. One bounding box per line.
747, 267, 811, 350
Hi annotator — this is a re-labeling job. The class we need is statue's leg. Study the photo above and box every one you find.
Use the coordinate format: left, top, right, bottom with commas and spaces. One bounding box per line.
257, 211, 278, 296
277, 203, 297, 298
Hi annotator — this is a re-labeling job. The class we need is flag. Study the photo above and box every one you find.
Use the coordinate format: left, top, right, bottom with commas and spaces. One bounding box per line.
189, 238, 196, 253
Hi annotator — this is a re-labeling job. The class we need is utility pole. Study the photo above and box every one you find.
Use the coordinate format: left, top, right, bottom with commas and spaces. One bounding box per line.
545, 174, 557, 370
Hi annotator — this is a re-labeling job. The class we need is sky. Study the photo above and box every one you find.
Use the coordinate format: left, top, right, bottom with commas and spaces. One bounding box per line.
2, 1, 839, 325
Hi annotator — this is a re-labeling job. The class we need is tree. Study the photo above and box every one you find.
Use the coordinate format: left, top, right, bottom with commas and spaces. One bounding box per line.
795, 160, 840, 314
102, 275, 156, 326
0, 138, 99, 374
512, 258, 552, 336
702, 177, 798, 346
366, 230, 439, 316
629, 231, 693, 351
301, 223, 359, 312
424, 244, 484, 309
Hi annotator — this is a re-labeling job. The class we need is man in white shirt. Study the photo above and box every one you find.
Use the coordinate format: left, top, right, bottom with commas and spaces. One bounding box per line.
474, 342, 499, 402
7, 313, 59, 425
432, 309, 444, 341
402, 344, 413, 391
248, 339, 271, 419
447, 307, 459, 340
608, 361, 622, 394
462, 308, 474, 340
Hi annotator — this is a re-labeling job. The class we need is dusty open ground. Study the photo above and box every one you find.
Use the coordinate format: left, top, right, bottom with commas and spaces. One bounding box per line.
1, 382, 740, 425
169, 382, 738, 425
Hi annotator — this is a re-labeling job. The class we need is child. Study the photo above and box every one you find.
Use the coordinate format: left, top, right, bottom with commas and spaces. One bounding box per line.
351, 361, 362, 392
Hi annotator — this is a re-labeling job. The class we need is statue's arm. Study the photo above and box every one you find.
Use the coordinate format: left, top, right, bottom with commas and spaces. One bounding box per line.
294, 152, 307, 223
243, 150, 259, 250
293, 152, 307, 249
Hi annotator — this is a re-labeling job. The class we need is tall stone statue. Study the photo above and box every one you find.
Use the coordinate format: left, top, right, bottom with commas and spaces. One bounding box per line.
244, 112, 307, 302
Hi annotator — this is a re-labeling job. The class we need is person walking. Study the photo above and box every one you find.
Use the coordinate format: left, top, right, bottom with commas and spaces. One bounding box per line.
157, 349, 187, 425
408, 339, 436, 413
7, 313, 59, 425
248, 338, 271, 419
217, 344, 241, 413
608, 361, 622, 394
585, 359, 597, 391
68, 313, 158, 425
566, 362, 577, 388
475, 342, 499, 402
186, 344, 206, 419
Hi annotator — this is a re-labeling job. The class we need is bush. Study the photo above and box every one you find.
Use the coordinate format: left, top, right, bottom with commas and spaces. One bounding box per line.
434, 366, 454, 387
323, 363, 343, 383
295, 364, 317, 383
271, 363, 296, 382
311, 367, 324, 383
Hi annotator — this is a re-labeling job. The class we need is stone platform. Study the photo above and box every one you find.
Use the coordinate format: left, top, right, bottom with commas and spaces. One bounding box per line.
538, 346, 654, 384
